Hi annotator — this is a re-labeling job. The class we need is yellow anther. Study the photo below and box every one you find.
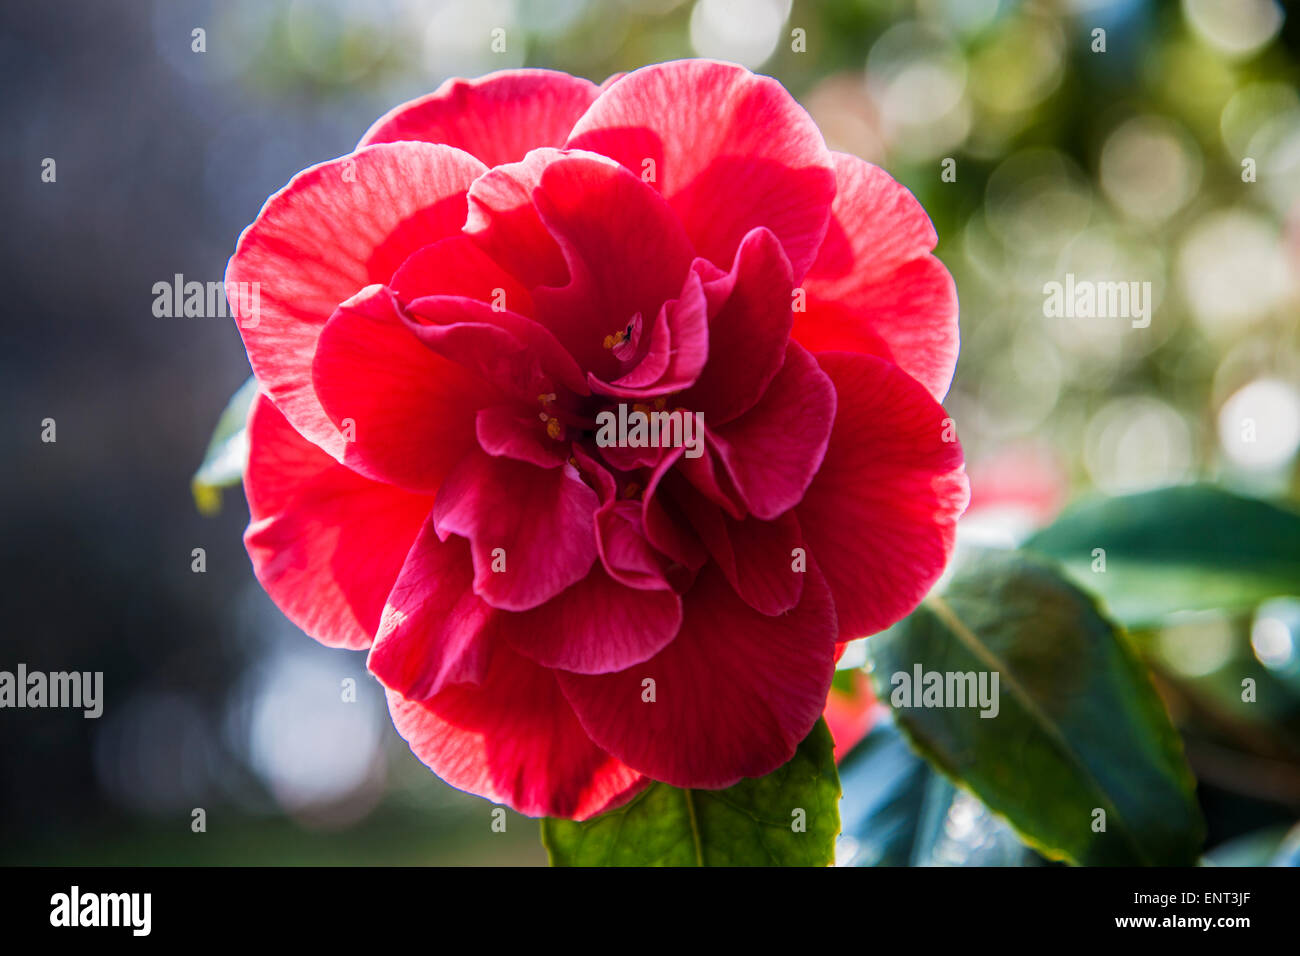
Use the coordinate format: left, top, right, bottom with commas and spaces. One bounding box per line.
546, 418, 564, 441
604, 321, 634, 350
622, 482, 641, 500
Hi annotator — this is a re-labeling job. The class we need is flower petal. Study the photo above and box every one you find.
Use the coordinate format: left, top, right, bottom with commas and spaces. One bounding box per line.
464, 147, 571, 290
495, 562, 682, 674
796, 351, 969, 640
243, 394, 433, 650
312, 285, 497, 495
799, 153, 959, 401
709, 341, 837, 520
360, 69, 601, 167
368, 521, 494, 700
432, 448, 599, 611
390, 233, 534, 319
678, 227, 794, 425
670, 486, 805, 616
476, 404, 569, 469
530, 153, 697, 378
566, 59, 836, 279
386, 646, 647, 820
586, 270, 709, 399
557, 561, 837, 789
228, 142, 485, 458
403, 292, 589, 400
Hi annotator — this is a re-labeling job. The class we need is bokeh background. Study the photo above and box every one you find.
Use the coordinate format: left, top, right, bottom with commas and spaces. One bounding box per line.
2, 0, 1299, 865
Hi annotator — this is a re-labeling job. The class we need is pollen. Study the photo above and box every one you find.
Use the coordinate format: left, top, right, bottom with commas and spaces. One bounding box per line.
603, 320, 635, 350
546, 417, 565, 441
621, 481, 641, 500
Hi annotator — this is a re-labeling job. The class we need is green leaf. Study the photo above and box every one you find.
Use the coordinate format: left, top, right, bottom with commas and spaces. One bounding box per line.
1025, 484, 1300, 628
192, 376, 256, 515
541, 718, 840, 866
866, 551, 1204, 866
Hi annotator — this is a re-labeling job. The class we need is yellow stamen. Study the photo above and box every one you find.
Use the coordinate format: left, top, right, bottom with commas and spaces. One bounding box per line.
546, 418, 564, 441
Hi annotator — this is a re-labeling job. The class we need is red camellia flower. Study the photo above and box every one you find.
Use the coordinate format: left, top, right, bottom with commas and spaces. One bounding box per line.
230, 60, 968, 819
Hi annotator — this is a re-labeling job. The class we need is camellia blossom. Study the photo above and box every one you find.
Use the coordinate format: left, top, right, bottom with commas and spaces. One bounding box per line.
230, 60, 968, 819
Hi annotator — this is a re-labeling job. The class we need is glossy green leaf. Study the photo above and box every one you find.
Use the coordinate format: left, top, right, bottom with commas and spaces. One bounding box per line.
541, 719, 840, 866
866, 551, 1204, 866
192, 376, 256, 515
1025, 485, 1300, 628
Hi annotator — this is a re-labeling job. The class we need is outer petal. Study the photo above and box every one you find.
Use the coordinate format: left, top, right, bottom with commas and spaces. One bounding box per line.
228, 143, 486, 458
359, 69, 601, 168
432, 448, 599, 611
557, 561, 838, 789
386, 646, 648, 820
243, 394, 433, 650
566, 59, 836, 280
798, 152, 959, 401
796, 351, 969, 640
368, 522, 495, 701
312, 285, 498, 495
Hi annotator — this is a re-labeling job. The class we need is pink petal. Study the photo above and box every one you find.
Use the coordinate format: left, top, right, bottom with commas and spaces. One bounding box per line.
360, 69, 601, 167
597, 499, 675, 592
403, 292, 589, 400
679, 227, 794, 425
312, 285, 497, 495
671, 486, 805, 616
368, 522, 494, 700
386, 646, 648, 820
709, 341, 837, 520
476, 404, 569, 469
641, 454, 709, 573
799, 153, 959, 401
243, 394, 433, 650
566, 59, 836, 280
432, 448, 599, 611
557, 561, 838, 789
530, 153, 697, 378
495, 562, 682, 674
228, 142, 485, 458
586, 271, 709, 398
797, 351, 969, 640
464, 147, 571, 290
390, 234, 534, 319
